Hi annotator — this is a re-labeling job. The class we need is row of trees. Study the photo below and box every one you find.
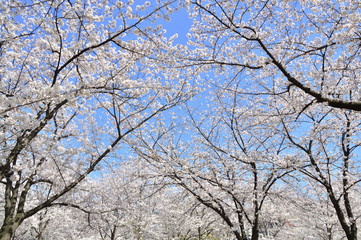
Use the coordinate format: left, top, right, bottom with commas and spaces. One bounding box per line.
11, 160, 231, 240
1, 0, 361, 239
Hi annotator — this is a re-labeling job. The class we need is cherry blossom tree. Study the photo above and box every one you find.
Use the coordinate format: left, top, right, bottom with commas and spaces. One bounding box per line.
0, 0, 193, 239
128, 85, 299, 240
277, 105, 361, 239
3, 0, 361, 239
282, 171, 350, 240
177, 0, 361, 239
82, 160, 229, 240
184, 0, 361, 111
9, 159, 230, 240
12, 205, 95, 240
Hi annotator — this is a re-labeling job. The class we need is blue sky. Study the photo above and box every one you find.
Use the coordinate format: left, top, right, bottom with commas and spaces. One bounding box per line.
161, 7, 193, 44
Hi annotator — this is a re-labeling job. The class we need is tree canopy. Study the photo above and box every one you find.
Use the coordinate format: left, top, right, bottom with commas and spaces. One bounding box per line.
1, 0, 361, 239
